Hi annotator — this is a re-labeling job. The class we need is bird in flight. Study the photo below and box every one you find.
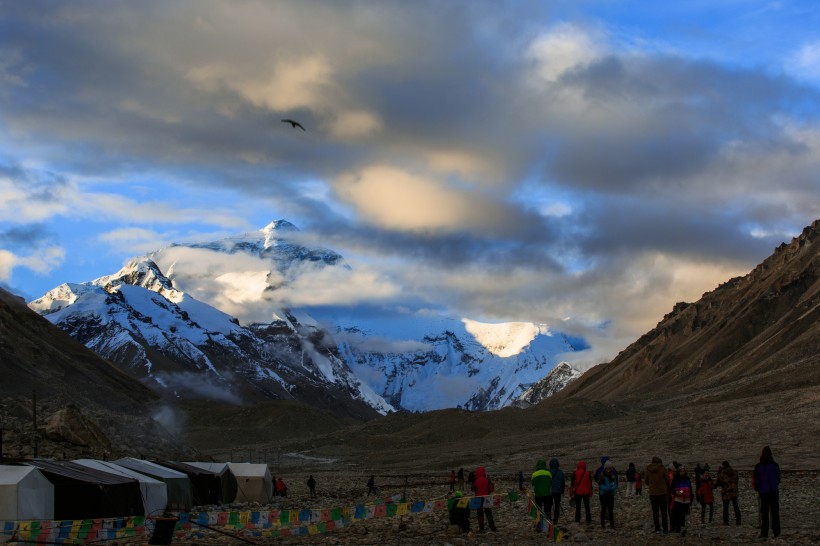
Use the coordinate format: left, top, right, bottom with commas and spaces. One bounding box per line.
281, 119, 306, 131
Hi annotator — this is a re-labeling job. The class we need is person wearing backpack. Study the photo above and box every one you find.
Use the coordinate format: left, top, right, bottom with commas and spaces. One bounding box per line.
472, 466, 498, 532
531, 459, 553, 531
570, 460, 593, 524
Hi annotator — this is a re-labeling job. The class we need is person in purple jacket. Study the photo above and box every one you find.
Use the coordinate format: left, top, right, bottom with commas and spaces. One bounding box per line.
753, 446, 781, 539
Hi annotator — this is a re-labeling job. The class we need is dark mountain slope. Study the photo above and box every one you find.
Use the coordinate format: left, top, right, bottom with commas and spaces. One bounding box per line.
0, 287, 155, 406
556, 219, 820, 403
0, 287, 181, 458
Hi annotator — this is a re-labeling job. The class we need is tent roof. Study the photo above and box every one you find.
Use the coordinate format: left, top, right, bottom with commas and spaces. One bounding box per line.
227, 462, 271, 477
73, 459, 164, 484
0, 464, 41, 484
114, 458, 188, 479
184, 462, 228, 473
159, 461, 221, 476
25, 460, 138, 485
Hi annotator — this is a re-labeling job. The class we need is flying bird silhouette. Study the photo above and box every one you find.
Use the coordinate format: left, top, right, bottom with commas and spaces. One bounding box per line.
281, 119, 306, 131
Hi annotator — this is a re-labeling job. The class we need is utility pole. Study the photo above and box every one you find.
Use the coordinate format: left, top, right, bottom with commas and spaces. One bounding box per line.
32, 390, 38, 458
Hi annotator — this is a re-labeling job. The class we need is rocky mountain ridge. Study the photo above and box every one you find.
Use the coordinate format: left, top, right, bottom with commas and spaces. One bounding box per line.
556, 219, 820, 403
28, 221, 584, 416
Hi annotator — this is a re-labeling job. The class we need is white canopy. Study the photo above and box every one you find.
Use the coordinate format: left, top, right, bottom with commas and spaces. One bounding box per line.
73, 459, 168, 516
185, 462, 272, 503
227, 463, 272, 504
0, 465, 54, 520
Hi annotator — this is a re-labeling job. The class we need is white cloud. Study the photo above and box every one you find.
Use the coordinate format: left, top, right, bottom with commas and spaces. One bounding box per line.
786, 40, 820, 83
98, 227, 167, 254
528, 23, 603, 84
0, 246, 64, 282
333, 164, 513, 234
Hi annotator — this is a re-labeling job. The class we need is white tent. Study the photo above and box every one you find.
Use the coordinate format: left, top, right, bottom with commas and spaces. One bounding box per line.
73, 459, 168, 517
0, 465, 54, 520
227, 463, 273, 504
114, 458, 192, 510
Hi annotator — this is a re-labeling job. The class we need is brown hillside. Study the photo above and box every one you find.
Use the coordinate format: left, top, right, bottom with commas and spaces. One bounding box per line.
556, 219, 820, 403
0, 287, 181, 459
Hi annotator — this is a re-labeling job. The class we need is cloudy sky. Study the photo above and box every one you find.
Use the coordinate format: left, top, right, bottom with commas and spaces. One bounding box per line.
2, 1, 819, 367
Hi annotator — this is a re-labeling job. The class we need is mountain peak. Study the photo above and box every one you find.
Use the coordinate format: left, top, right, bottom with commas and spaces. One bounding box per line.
262, 219, 298, 234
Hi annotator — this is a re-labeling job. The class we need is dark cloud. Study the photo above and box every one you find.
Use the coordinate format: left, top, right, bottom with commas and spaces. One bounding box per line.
574, 198, 776, 264
546, 55, 820, 193
0, 224, 52, 247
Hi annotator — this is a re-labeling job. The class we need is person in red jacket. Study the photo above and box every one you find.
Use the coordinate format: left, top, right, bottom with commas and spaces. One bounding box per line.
570, 461, 593, 524
471, 466, 498, 532
697, 465, 715, 524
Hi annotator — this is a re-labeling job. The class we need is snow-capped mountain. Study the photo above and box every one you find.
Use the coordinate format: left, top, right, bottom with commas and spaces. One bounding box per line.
29, 257, 391, 419
29, 221, 587, 414
510, 362, 583, 408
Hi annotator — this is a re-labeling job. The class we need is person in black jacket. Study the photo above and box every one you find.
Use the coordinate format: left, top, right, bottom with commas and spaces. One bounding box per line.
549, 458, 565, 523
307, 475, 316, 498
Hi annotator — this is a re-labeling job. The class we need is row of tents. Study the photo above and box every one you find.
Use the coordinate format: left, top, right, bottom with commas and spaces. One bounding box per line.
0, 459, 274, 520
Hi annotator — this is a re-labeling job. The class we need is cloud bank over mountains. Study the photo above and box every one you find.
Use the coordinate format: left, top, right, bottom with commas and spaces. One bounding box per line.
2, 1, 819, 367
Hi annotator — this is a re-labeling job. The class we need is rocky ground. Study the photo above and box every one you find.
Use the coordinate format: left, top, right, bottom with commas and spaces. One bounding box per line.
120, 469, 815, 546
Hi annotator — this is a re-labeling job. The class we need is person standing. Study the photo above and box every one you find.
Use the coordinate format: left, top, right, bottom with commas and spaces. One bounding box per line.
595, 456, 617, 483
472, 466, 498, 532
367, 475, 376, 496
669, 466, 693, 535
275, 477, 288, 498
754, 446, 781, 539
645, 456, 670, 535
448, 490, 471, 533
449, 470, 456, 493
570, 461, 593, 525
307, 475, 317, 498
697, 465, 715, 524
625, 462, 637, 496
457, 467, 465, 491
597, 461, 618, 529
518, 470, 525, 492
716, 460, 741, 526
549, 458, 565, 524
635, 468, 643, 496
531, 459, 553, 531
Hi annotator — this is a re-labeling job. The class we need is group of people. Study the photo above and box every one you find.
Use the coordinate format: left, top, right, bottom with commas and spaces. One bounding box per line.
447, 445, 781, 539
559, 446, 781, 539
271, 475, 288, 498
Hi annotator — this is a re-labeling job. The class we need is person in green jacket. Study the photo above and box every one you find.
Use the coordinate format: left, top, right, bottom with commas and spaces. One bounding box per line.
531, 459, 553, 531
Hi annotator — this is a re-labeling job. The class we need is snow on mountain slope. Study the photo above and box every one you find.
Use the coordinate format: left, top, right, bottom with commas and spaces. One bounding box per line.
511, 362, 583, 408
29, 256, 392, 418
323, 312, 584, 412
462, 319, 541, 357
29, 220, 587, 414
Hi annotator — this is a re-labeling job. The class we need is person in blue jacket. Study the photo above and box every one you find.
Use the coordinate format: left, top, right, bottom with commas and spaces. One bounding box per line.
597, 460, 618, 529
754, 446, 781, 539
549, 458, 565, 523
